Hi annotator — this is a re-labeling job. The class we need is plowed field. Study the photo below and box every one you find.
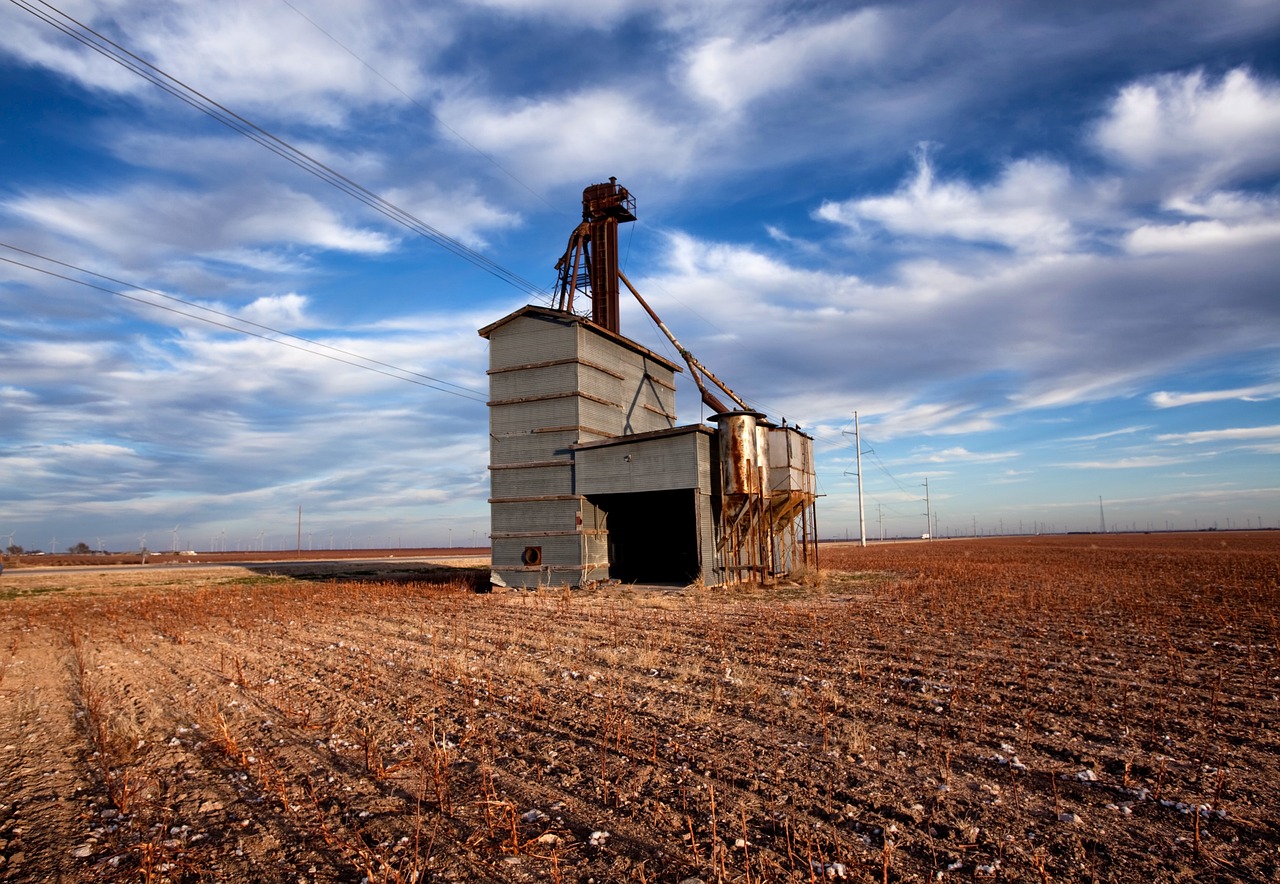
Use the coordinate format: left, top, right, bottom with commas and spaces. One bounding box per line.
1, 533, 1277, 882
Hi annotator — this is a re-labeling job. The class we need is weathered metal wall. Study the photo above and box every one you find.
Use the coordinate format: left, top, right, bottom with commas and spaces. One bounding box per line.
718, 411, 763, 496
767, 426, 815, 496
489, 362, 580, 399
489, 465, 574, 499
480, 306, 681, 588
574, 428, 709, 494
485, 314, 576, 370
578, 329, 677, 434
573, 428, 721, 585
488, 430, 580, 466
697, 432, 721, 582
712, 412, 818, 586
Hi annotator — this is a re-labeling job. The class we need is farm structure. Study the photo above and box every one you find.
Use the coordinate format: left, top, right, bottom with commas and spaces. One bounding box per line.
480, 179, 817, 589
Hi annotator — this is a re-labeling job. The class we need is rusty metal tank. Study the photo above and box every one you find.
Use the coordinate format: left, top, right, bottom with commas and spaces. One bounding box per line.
715, 410, 765, 497
755, 419, 773, 497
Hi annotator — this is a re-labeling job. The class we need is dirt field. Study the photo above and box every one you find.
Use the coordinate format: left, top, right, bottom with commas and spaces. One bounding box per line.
1, 533, 1276, 882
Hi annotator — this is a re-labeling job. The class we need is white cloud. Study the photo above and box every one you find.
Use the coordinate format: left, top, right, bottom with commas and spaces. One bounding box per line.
1165, 190, 1280, 221
238, 293, 310, 328
1064, 426, 1151, 442
1094, 67, 1280, 192
922, 447, 1018, 463
0, 0, 445, 125
49, 441, 140, 460
1126, 217, 1280, 255
684, 8, 883, 112
100, 129, 519, 251
1156, 425, 1280, 444
1058, 456, 1191, 469
859, 402, 998, 440
1135, 187, 1280, 255
6, 183, 395, 264
1150, 383, 1280, 408
14, 341, 108, 372
816, 151, 1081, 253
381, 181, 518, 249
640, 193, 1278, 443
437, 89, 701, 188
466, 0, 643, 28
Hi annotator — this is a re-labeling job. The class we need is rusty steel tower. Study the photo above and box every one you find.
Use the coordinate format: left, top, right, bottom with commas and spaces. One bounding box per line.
553, 177, 636, 333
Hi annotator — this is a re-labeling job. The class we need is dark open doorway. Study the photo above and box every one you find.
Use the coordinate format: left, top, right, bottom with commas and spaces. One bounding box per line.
590, 489, 699, 584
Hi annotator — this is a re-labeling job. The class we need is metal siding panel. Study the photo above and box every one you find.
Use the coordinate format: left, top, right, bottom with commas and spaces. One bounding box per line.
583, 535, 610, 581
573, 328, 680, 436
490, 363, 579, 400
491, 499, 582, 534
578, 328, 622, 368
580, 399, 625, 436
767, 427, 816, 495
578, 363, 623, 404
628, 381, 676, 433
575, 434, 704, 494
490, 465, 575, 498
491, 535, 598, 588
488, 315, 576, 371
577, 497, 604, 530
699, 490, 720, 583
490, 431, 579, 465
489, 398, 581, 435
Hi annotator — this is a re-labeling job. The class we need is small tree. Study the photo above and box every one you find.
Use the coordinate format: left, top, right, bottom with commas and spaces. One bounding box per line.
69, 542, 92, 555
5, 544, 22, 557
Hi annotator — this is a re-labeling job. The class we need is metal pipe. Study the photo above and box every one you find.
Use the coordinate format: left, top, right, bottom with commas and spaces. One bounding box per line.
617, 269, 750, 414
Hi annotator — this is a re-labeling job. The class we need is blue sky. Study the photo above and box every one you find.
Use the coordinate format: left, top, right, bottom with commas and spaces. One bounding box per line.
1, 0, 1278, 552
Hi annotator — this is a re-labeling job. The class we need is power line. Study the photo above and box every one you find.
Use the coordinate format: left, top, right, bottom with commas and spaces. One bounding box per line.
0, 246, 488, 403
9, 0, 547, 297
15, 0, 853, 436
866, 443, 917, 497
834, 418, 925, 518
0, 242, 485, 397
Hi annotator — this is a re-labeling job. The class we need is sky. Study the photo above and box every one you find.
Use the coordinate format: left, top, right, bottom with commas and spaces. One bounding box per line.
1, 0, 1278, 553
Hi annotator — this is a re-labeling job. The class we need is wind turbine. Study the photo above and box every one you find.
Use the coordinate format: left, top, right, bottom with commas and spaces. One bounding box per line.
1, 530, 14, 556
170, 524, 180, 553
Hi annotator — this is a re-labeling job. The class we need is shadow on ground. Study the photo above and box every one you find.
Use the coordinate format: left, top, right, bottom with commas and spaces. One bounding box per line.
243, 560, 490, 590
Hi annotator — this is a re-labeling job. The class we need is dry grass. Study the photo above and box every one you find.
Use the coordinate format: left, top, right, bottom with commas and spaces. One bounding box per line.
0, 533, 1277, 882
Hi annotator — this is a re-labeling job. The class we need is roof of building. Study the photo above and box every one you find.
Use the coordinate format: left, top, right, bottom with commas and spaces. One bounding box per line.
477, 304, 682, 373
571, 422, 715, 452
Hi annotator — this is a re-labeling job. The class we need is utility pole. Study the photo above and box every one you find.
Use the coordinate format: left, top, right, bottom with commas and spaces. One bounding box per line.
297, 506, 303, 558
877, 503, 884, 541
922, 478, 932, 540
854, 412, 866, 547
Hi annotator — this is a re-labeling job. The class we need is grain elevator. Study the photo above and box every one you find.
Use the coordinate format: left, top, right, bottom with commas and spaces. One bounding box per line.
480, 180, 817, 589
